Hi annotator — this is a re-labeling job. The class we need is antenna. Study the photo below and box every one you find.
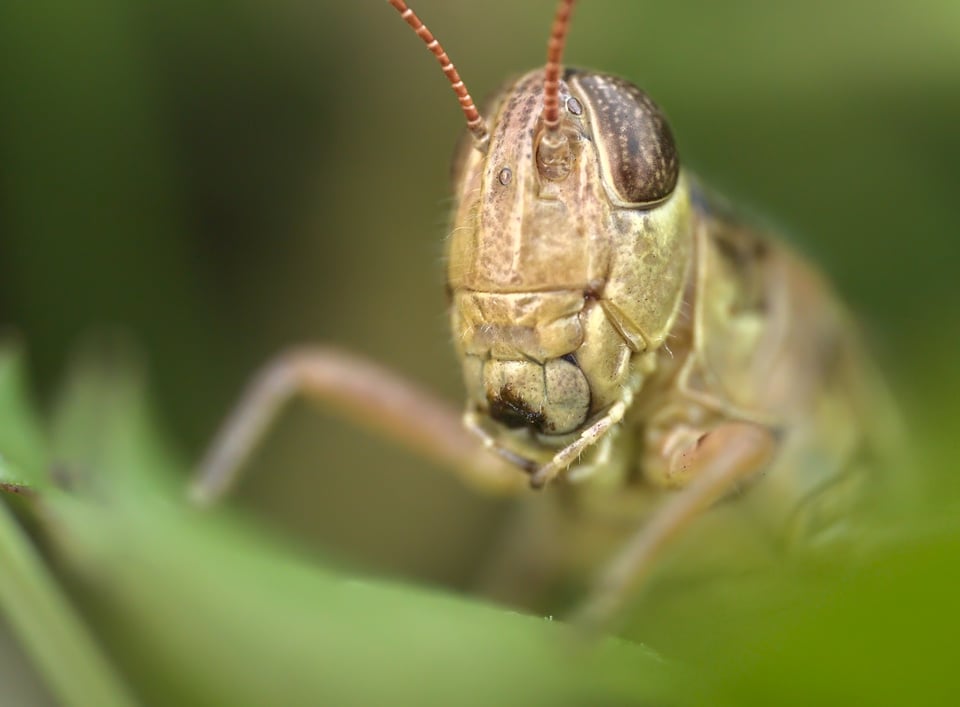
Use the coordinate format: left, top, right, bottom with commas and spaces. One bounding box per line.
542, 0, 577, 131
387, 0, 489, 150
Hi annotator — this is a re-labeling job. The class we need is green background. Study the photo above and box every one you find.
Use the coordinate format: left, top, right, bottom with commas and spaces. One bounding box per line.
1, 1, 958, 703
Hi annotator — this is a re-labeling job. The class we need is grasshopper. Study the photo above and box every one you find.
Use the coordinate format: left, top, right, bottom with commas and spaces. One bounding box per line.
192, 0, 901, 628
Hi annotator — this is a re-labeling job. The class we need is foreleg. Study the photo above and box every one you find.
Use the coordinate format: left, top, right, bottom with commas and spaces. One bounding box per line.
190, 347, 524, 505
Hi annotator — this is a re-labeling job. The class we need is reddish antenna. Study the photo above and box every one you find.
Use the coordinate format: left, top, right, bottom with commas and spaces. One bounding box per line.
387, 0, 489, 150
543, 0, 577, 131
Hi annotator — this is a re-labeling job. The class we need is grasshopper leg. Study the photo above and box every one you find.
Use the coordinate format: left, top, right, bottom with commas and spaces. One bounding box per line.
571, 421, 778, 630
190, 346, 524, 506
529, 395, 632, 489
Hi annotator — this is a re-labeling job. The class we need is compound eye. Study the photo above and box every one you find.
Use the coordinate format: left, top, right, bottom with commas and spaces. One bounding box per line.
572, 72, 680, 205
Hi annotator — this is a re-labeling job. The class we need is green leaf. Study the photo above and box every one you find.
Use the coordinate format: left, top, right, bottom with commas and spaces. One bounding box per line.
686, 524, 960, 706
0, 498, 137, 706
46, 495, 676, 706
0, 339, 48, 489
0, 339, 136, 705
25, 341, 676, 704
48, 337, 183, 495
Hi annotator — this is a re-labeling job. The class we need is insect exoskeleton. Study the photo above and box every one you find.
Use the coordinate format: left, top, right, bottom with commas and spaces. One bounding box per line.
191, 0, 903, 631
448, 68, 689, 485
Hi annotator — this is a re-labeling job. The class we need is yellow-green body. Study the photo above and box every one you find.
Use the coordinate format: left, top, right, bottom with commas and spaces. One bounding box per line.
445, 68, 901, 607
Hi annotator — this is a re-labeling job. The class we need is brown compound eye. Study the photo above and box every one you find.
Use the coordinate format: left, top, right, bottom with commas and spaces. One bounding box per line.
570, 71, 680, 205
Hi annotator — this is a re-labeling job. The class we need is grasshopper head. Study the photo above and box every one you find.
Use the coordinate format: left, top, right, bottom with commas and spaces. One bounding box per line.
390, 0, 692, 473
446, 65, 690, 466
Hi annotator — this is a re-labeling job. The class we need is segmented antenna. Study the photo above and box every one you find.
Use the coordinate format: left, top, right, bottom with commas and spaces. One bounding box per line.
543, 0, 577, 131
387, 0, 489, 149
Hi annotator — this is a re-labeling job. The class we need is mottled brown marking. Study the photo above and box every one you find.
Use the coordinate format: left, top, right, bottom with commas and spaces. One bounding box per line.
712, 226, 770, 314
714, 229, 769, 268
584, 279, 605, 300
0, 482, 32, 496
571, 72, 679, 204
488, 385, 547, 431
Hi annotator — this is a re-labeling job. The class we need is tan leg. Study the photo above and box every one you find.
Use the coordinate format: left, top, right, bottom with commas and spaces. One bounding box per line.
529, 397, 632, 489
570, 421, 778, 630
190, 347, 525, 506
564, 429, 617, 484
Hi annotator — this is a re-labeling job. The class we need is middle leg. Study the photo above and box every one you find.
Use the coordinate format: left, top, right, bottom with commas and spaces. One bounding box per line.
570, 421, 778, 630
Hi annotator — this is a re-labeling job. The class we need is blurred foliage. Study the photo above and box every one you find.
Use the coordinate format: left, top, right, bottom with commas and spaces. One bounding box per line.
0, 0, 958, 703
0, 343, 674, 704
0, 346, 49, 489
1, 340, 958, 705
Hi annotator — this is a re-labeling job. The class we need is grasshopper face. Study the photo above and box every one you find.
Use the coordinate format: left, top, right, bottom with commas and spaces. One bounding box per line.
447, 68, 693, 466
191, 2, 904, 628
